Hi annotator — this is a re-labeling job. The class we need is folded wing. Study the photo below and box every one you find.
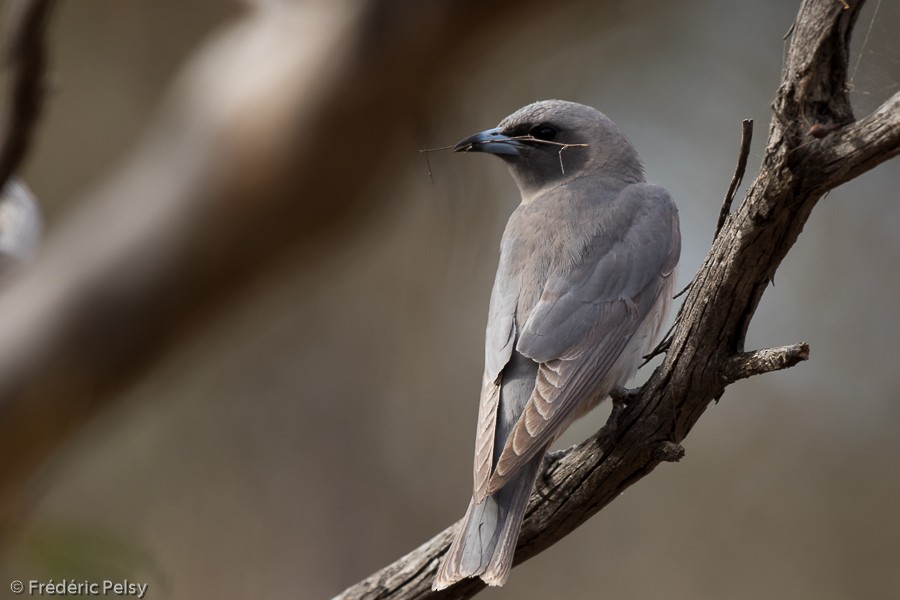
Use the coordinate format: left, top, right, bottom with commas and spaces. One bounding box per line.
489, 184, 680, 491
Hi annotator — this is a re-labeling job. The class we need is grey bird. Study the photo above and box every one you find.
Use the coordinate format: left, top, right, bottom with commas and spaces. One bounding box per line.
433, 100, 680, 589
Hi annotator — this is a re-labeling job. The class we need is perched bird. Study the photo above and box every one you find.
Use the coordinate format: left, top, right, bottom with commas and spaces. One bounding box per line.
433, 100, 680, 589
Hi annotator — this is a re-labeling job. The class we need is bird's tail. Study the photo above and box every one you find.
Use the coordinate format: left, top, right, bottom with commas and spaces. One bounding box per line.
433, 452, 544, 590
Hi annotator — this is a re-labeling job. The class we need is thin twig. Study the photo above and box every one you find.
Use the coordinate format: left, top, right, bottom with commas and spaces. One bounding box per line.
418, 145, 458, 184
466, 134, 588, 152
639, 273, 694, 367
423, 136, 589, 177
783, 21, 795, 41
722, 343, 810, 383
418, 144, 456, 153
673, 281, 691, 299
0, 0, 55, 193
714, 119, 753, 241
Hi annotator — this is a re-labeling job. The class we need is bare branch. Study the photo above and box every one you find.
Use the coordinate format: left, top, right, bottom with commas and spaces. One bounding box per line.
0, 0, 54, 191
715, 119, 753, 240
722, 343, 811, 384
809, 91, 900, 190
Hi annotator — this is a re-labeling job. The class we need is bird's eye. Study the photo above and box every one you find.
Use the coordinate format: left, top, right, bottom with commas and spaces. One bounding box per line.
529, 125, 557, 141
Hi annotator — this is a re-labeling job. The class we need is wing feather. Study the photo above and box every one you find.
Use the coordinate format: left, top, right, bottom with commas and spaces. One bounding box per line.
472, 259, 520, 501
472, 374, 500, 501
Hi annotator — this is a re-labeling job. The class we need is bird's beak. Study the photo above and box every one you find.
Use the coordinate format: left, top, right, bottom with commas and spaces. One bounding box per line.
453, 127, 522, 156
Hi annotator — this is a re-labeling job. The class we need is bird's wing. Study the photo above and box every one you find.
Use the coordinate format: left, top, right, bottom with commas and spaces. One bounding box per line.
472, 264, 520, 500
489, 184, 680, 491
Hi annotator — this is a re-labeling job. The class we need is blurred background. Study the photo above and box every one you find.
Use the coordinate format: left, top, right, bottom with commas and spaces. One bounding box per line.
0, 0, 899, 598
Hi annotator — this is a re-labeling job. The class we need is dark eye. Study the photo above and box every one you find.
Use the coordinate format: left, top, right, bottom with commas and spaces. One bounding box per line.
529, 125, 557, 141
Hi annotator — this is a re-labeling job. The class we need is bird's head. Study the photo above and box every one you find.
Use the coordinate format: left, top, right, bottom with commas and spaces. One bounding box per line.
454, 99, 644, 200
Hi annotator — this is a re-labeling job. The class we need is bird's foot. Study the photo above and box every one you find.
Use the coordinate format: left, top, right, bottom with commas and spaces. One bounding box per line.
536, 447, 572, 500
602, 386, 640, 447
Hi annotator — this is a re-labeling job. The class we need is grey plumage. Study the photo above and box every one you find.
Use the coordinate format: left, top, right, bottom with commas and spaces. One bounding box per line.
433, 100, 680, 589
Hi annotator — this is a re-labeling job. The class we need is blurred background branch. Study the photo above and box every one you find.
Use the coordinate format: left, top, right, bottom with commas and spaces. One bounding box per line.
0, 0, 52, 191
0, 0, 563, 526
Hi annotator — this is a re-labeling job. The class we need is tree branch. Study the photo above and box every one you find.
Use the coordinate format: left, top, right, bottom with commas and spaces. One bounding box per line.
0, 0, 54, 192
333, 1, 900, 598
810, 91, 900, 189
722, 343, 811, 384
